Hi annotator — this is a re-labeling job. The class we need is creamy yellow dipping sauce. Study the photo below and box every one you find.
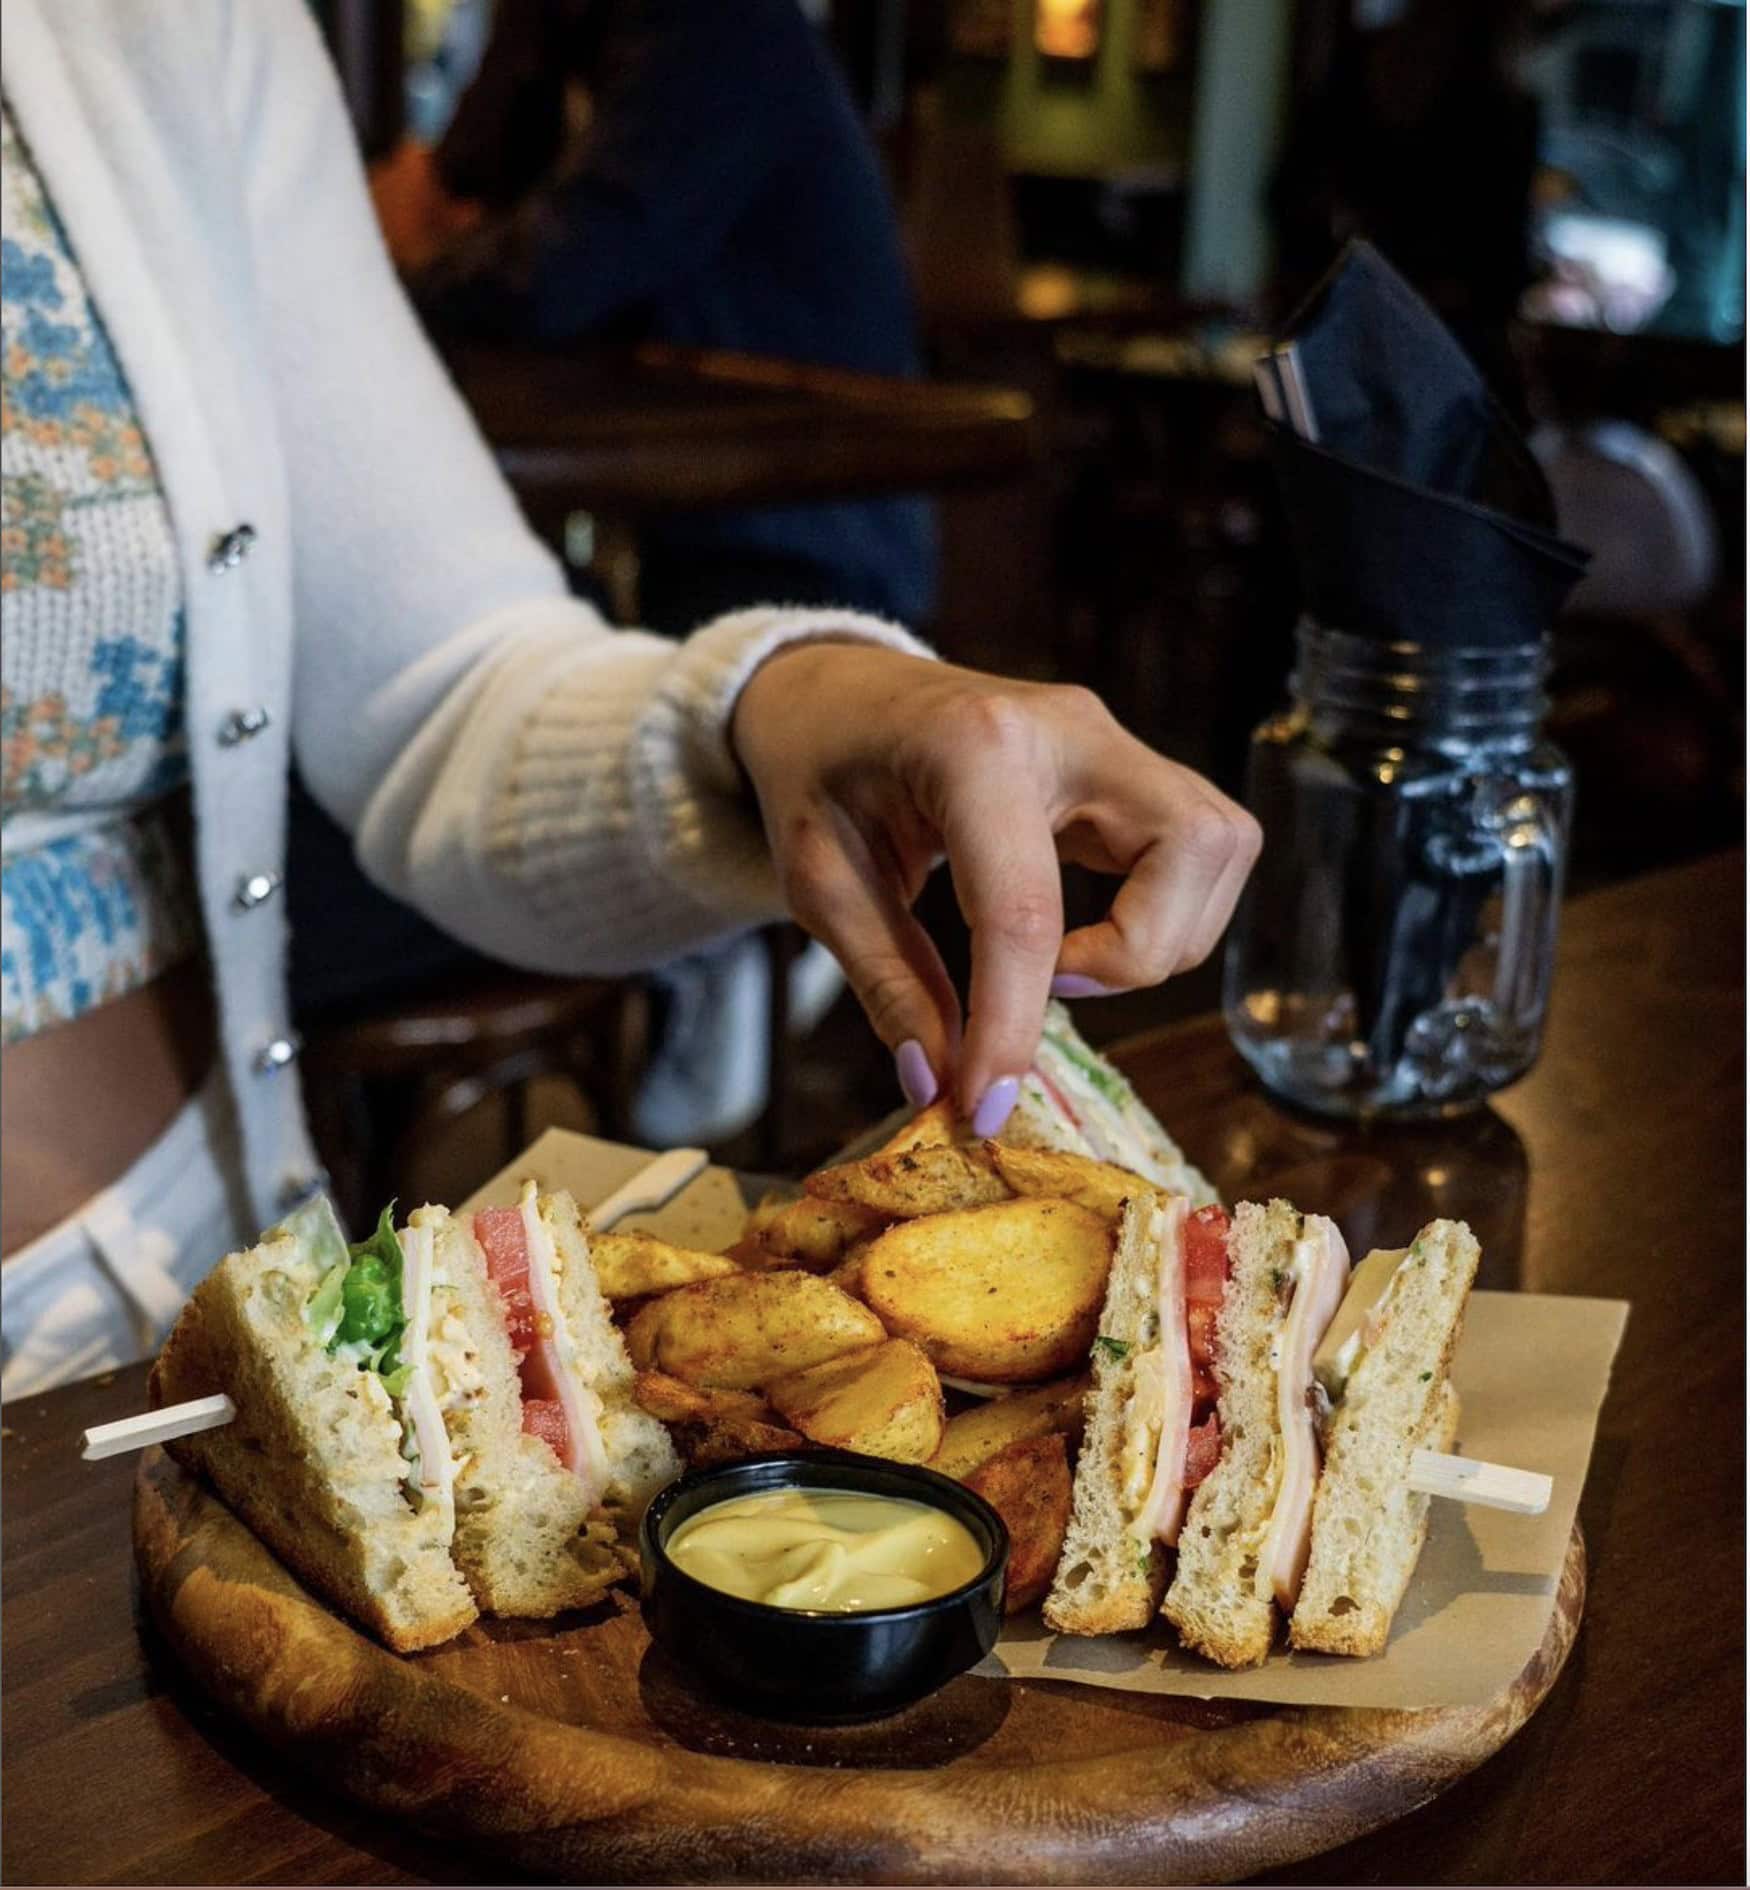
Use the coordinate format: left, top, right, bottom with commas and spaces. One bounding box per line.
665, 1487, 986, 1612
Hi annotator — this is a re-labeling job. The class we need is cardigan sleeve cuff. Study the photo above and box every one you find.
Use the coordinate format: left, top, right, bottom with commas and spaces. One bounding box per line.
502, 605, 936, 963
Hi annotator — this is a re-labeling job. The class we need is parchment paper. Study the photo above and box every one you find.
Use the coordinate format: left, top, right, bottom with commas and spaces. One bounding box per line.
461, 1129, 1628, 1713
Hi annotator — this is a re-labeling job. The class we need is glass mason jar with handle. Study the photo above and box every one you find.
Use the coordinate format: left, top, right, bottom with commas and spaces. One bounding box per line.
1224, 623, 1573, 1118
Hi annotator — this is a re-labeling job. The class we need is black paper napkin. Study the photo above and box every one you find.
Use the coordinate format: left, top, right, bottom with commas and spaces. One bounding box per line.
1264, 240, 1589, 648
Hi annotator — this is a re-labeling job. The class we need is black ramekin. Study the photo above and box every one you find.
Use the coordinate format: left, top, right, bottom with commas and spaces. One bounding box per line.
638, 1449, 1009, 1723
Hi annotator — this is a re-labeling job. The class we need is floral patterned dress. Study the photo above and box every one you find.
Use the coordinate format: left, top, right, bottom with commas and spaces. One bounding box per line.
1, 99, 202, 1042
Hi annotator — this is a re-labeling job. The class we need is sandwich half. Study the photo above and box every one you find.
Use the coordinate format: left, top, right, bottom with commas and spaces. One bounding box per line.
1011, 1002, 1218, 1206
1289, 1220, 1479, 1656
1043, 1191, 1231, 1633
1162, 1200, 1351, 1667
151, 1183, 684, 1646
460, 1181, 680, 1614
150, 1195, 479, 1653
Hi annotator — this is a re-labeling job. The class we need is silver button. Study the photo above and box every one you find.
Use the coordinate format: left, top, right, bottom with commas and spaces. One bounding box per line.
234, 869, 283, 911
218, 706, 271, 746
253, 1033, 301, 1075
207, 523, 258, 573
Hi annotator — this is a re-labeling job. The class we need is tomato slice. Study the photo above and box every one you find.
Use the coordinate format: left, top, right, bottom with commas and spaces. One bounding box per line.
1186, 1300, 1220, 1376
1183, 1204, 1231, 1301
474, 1206, 536, 1354
521, 1397, 571, 1462
1182, 1412, 1222, 1489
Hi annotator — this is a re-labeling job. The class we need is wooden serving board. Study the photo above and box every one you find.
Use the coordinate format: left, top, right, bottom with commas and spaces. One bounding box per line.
134, 1447, 1585, 1886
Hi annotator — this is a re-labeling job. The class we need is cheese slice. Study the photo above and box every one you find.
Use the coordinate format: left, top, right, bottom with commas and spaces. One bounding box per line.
1258, 1216, 1350, 1609
1134, 1194, 1193, 1547
518, 1182, 611, 1506
1311, 1246, 1409, 1402
397, 1221, 457, 1516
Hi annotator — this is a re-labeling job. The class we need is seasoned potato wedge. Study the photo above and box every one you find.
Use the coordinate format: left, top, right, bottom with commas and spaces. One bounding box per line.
965, 1434, 1073, 1613
742, 1192, 886, 1272
590, 1232, 740, 1300
861, 1198, 1113, 1383
984, 1141, 1154, 1222
626, 1270, 885, 1389
806, 1144, 1009, 1219
927, 1373, 1089, 1481
631, 1371, 775, 1426
873, 1098, 962, 1156
827, 1239, 875, 1301
674, 1415, 806, 1467
767, 1338, 945, 1463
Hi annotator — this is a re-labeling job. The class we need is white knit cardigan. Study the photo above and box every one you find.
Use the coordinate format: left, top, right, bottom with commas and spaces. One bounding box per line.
2, 0, 929, 1229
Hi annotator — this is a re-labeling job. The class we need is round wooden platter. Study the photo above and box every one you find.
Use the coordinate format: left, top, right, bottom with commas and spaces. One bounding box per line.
134, 1449, 1584, 1886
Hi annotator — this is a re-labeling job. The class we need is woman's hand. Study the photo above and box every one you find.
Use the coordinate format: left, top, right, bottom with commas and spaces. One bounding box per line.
731, 644, 1261, 1135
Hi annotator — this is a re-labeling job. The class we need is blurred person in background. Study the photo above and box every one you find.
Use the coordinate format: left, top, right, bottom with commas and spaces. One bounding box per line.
320, 0, 939, 1143
0, 0, 1258, 1396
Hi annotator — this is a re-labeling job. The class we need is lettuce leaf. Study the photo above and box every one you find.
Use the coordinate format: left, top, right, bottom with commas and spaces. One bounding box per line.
334, 1203, 404, 1349
306, 1260, 349, 1347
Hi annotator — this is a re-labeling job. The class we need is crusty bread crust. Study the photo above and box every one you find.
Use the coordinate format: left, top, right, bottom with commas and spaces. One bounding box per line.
539, 1191, 682, 1530
1162, 1199, 1303, 1669
420, 1205, 623, 1620
1043, 1193, 1170, 1635
150, 1228, 477, 1653
1289, 1220, 1480, 1658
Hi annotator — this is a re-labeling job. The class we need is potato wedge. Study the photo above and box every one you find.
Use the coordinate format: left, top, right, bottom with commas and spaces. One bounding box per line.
873, 1098, 961, 1155
806, 1144, 1010, 1219
861, 1198, 1113, 1383
628, 1269, 885, 1389
742, 1192, 886, 1272
767, 1338, 945, 1463
675, 1415, 806, 1467
985, 1141, 1154, 1223
632, 1371, 775, 1426
590, 1232, 740, 1300
927, 1373, 1089, 1481
965, 1434, 1073, 1613
827, 1238, 875, 1301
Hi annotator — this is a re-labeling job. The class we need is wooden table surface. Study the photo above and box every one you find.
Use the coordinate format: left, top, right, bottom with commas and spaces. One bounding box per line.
3, 852, 1742, 1887
443, 341, 1038, 522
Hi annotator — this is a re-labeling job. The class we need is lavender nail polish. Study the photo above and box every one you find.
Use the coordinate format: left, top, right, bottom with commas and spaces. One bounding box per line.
1049, 973, 1114, 999
970, 1076, 1020, 1139
894, 1039, 939, 1109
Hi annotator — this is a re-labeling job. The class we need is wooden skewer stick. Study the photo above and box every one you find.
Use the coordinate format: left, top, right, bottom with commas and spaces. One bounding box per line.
82, 1149, 713, 1460
1407, 1450, 1552, 1516
585, 1147, 708, 1233
82, 1393, 235, 1462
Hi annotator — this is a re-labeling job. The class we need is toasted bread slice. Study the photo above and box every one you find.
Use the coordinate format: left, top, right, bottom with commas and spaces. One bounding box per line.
1161, 1199, 1305, 1668
1042, 1192, 1172, 1635
149, 1198, 477, 1653
417, 1205, 624, 1619
1289, 1220, 1479, 1657
536, 1190, 682, 1527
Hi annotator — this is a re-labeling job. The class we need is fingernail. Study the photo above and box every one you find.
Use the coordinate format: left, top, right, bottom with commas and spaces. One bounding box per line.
1049, 974, 1114, 999
894, 1039, 939, 1109
970, 1076, 1021, 1139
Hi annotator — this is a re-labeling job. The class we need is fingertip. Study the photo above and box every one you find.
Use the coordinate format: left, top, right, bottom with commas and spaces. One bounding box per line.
969, 1076, 1020, 1139
894, 1038, 939, 1109
1049, 972, 1116, 999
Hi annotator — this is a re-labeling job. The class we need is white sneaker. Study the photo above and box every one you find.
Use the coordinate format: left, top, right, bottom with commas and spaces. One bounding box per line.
631, 935, 771, 1148
630, 934, 851, 1149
